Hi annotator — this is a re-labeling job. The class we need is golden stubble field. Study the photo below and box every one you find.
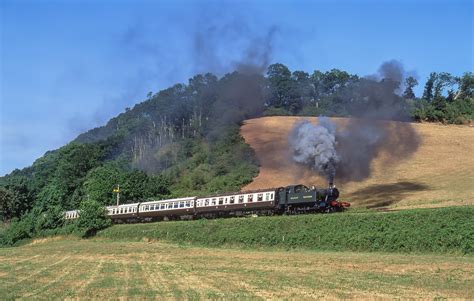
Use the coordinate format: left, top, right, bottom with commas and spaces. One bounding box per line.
241, 116, 474, 209
0, 238, 473, 299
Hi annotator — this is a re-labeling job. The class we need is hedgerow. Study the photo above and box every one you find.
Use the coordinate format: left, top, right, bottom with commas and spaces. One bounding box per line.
97, 206, 474, 254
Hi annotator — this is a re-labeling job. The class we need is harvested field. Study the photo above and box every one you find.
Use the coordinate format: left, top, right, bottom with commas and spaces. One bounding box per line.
241, 116, 474, 209
0, 238, 473, 299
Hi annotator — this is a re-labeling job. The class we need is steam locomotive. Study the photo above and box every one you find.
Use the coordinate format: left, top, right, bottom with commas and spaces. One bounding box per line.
64, 184, 350, 223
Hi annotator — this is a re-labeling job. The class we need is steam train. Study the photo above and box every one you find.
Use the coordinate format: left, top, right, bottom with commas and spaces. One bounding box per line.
64, 184, 350, 223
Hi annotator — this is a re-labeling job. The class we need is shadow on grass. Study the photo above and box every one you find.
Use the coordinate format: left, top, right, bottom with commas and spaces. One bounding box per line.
347, 181, 430, 209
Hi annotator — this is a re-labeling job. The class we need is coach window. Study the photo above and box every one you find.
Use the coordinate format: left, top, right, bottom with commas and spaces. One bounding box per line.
258, 194, 263, 201
219, 198, 224, 205
180, 202, 185, 208
230, 196, 235, 204
212, 198, 217, 206
248, 195, 253, 202
271, 193, 274, 199
238, 195, 244, 203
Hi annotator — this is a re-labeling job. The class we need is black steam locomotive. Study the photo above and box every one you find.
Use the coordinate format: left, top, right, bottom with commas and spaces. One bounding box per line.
65, 184, 350, 223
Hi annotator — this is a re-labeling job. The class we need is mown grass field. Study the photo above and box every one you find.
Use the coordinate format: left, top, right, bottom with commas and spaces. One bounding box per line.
1, 238, 473, 299
241, 116, 474, 210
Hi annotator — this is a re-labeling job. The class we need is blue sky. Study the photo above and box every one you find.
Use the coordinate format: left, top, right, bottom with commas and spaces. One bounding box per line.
1, 0, 473, 176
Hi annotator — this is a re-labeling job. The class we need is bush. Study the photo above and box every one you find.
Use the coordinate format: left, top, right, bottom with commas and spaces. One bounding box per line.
0, 206, 70, 246
76, 199, 112, 237
264, 106, 293, 116
35, 206, 65, 233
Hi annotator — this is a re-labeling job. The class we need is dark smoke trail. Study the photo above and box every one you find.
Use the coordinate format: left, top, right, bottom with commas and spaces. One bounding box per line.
289, 60, 421, 183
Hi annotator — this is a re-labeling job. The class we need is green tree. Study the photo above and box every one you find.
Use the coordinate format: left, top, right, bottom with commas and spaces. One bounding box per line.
456, 72, 474, 99
267, 63, 292, 108
83, 164, 125, 206
422, 72, 437, 101
35, 205, 65, 233
0, 176, 33, 220
403, 76, 418, 99
36, 183, 63, 209
122, 170, 150, 202
0, 187, 15, 221
320, 69, 356, 94
76, 199, 112, 237
54, 143, 104, 209
433, 72, 456, 99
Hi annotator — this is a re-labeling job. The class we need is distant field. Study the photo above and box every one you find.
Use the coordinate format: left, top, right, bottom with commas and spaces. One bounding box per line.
0, 238, 472, 299
241, 116, 474, 210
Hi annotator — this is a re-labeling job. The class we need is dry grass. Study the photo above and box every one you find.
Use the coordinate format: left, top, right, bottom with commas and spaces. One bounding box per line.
0, 238, 473, 299
241, 116, 474, 209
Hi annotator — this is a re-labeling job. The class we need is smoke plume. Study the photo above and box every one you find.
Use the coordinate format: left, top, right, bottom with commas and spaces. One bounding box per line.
290, 60, 421, 183
290, 117, 339, 183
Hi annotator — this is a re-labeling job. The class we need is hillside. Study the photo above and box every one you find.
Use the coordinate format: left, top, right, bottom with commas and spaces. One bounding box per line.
241, 116, 474, 209
1, 64, 472, 225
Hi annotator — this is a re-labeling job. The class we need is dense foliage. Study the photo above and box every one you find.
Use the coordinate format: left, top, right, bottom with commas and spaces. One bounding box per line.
75, 200, 112, 237
0, 206, 68, 246
98, 206, 474, 254
0, 63, 472, 234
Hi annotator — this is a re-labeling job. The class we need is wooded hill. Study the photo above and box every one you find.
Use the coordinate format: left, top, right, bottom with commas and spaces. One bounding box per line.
1, 63, 473, 223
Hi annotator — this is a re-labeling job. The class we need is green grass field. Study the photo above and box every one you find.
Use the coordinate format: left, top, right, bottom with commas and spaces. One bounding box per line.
1, 238, 473, 299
